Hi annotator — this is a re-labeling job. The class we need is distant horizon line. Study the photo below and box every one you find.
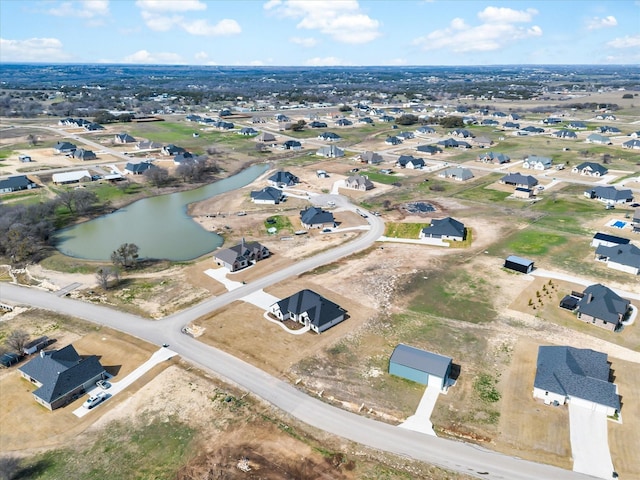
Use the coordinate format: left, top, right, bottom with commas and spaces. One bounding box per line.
1, 62, 638, 68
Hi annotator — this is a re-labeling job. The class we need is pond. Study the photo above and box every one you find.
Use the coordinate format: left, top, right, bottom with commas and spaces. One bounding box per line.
55, 163, 269, 261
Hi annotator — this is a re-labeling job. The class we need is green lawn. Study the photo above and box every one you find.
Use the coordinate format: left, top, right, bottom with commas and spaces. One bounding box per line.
363, 170, 404, 184
503, 229, 567, 256
264, 214, 294, 234
384, 222, 430, 238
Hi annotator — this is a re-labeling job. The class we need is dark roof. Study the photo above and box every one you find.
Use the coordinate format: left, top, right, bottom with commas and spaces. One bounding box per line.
54, 141, 77, 151
268, 170, 298, 186
300, 207, 334, 226
283, 140, 302, 148
250, 186, 283, 203
593, 232, 630, 245
422, 217, 465, 238
589, 186, 633, 202
0, 175, 36, 190
575, 162, 608, 175
595, 244, 640, 269
501, 173, 538, 187
576, 283, 630, 324
214, 241, 266, 265
125, 162, 154, 173
534, 346, 620, 410
416, 144, 442, 154
390, 344, 452, 378
397, 155, 424, 167
505, 255, 534, 267
18, 345, 105, 404
276, 289, 346, 330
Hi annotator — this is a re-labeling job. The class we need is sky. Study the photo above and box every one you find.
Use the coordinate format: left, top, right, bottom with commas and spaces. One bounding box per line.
0, 0, 639, 66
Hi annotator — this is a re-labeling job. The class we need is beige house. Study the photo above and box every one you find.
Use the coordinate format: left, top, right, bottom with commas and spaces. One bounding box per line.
344, 174, 374, 191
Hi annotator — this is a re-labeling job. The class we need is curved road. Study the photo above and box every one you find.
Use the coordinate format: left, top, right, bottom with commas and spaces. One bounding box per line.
0, 202, 592, 480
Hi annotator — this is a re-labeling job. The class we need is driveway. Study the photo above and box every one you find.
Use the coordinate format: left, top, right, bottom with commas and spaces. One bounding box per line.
568, 403, 615, 479
73, 347, 177, 418
398, 386, 440, 436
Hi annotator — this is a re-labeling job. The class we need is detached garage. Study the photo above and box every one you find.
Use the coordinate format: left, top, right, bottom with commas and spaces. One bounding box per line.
504, 255, 534, 274
389, 344, 452, 390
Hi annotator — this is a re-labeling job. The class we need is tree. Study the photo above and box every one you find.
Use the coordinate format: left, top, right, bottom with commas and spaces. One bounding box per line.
291, 119, 306, 131
338, 105, 352, 112
96, 266, 119, 290
602, 153, 612, 164
0, 456, 21, 480
111, 243, 139, 269
255, 142, 266, 152
56, 189, 98, 215
26, 133, 38, 146
382, 199, 391, 210
438, 116, 465, 129
5, 329, 29, 354
144, 166, 170, 187
395, 114, 419, 126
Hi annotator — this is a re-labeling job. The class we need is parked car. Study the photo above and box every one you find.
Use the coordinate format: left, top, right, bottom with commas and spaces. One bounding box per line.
96, 380, 110, 390
83, 391, 107, 409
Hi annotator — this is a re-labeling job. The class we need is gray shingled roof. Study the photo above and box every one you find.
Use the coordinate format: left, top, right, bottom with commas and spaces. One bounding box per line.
576, 283, 630, 324
214, 241, 266, 265
0, 175, 36, 191
421, 217, 465, 238
593, 232, 630, 246
575, 162, 608, 175
276, 289, 346, 330
595, 244, 640, 270
268, 170, 298, 186
589, 186, 633, 202
501, 173, 538, 187
390, 344, 452, 378
534, 346, 620, 410
18, 344, 105, 404
250, 186, 283, 203
300, 207, 334, 226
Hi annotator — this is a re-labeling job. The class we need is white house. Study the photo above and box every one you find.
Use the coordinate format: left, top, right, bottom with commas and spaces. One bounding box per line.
523, 155, 552, 170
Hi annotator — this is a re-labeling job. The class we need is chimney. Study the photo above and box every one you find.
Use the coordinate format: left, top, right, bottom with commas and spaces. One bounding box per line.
587, 292, 593, 303
40, 350, 45, 358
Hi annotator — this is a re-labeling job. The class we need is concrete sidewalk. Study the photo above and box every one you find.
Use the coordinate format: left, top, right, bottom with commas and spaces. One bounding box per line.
398, 386, 440, 436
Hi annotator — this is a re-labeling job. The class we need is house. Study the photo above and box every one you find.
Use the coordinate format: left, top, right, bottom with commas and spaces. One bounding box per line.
173, 152, 195, 165
114, 133, 136, 144
18, 344, 106, 410
523, 155, 552, 170
514, 187, 533, 199
379, 115, 395, 123
23, 336, 49, 355
568, 121, 587, 130
508, 113, 521, 121
504, 255, 534, 273
543, 117, 562, 125
52, 170, 92, 185
519, 126, 545, 134
136, 140, 162, 150
300, 207, 335, 229
591, 232, 630, 248
552, 129, 577, 139
161, 144, 186, 156
250, 186, 284, 205
575, 284, 631, 331
416, 126, 436, 135
357, 151, 383, 164
385, 136, 402, 145
420, 217, 465, 241
630, 131, 640, 138
282, 140, 302, 150
316, 145, 344, 158
239, 127, 258, 136
124, 161, 155, 175
586, 133, 611, 145
213, 239, 270, 272
474, 136, 493, 148
438, 167, 474, 182
269, 289, 347, 334
309, 121, 328, 128
268, 170, 298, 187
335, 118, 352, 127
595, 114, 616, 121
584, 186, 633, 204
72, 148, 97, 161
450, 128, 473, 138
84, 122, 104, 131
389, 344, 452, 390
53, 141, 77, 154
492, 111, 507, 118
500, 173, 538, 189
595, 244, 640, 275
503, 121, 520, 129
622, 139, 640, 150
344, 174, 374, 191
481, 119, 499, 126
19, 155, 32, 162
256, 132, 276, 143
416, 144, 442, 155
396, 155, 425, 169
533, 346, 620, 416
0, 175, 38, 193
438, 138, 471, 149
572, 162, 608, 177
599, 126, 621, 134
318, 132, 341, 142
396, 131, 415, 140
477, 151, 510, 164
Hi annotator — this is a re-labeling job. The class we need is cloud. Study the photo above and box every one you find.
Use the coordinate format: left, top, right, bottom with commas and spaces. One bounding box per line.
586, 15, 618, 30
267, 0, 381, 44
122, 49, 184, 64
607, 34, 640, 48
135, 0, 206, 12
290, 36, 317, 47
137, 2, 241, 36
0, 37, 71, 62
181, 18, 241, 36
46, 0, 109, 19
413, 6, 542, 53
305, 56, 344, 66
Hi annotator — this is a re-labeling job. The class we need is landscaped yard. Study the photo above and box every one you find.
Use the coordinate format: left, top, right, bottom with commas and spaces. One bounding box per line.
384, 222, 430, 238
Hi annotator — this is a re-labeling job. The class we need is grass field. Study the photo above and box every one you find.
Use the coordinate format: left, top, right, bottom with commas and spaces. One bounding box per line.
504, 229, 567, 256
384, 222, 430, 238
